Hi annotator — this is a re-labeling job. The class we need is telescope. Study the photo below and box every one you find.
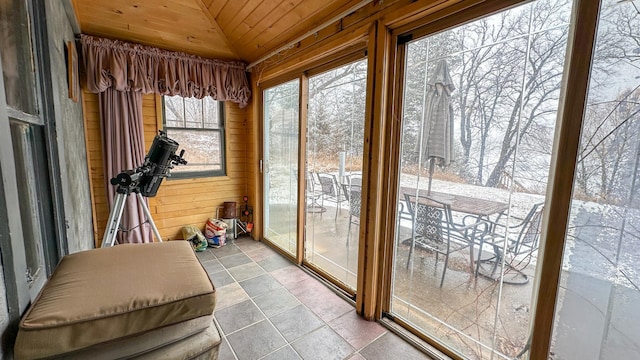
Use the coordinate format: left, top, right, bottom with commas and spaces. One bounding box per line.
111, 131, 187, 197
102, 131, 187, 247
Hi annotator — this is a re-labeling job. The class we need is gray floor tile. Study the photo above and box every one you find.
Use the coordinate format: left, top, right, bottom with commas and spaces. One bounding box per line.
328, 311, 387, 350
245, 246, 280, 262
212, 244, 242, 258
295, 285, 353, 323
239, 273, 282, 297
196, 249, 215, 262
207, 237, 430, 360
218, 253, 253, 269
261, 346, 301, 360
228, 262, 266, 282
270, 265, 313, 287
359, 332, 430, 360
215, 299, 265, 334
201, 258, 224, 274
235, 237, 264, 252
218, 337, 236, 360
291, 325, 355, 360
270, 305, 324, 342
209, 270, 235, 288
258, 253, 293, 272
227, 320, 287, 360
215, 282, 250, 310
253, 287, 300, 318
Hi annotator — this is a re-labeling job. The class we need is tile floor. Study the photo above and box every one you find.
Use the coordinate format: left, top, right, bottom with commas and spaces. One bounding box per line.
195, 236, 433, 360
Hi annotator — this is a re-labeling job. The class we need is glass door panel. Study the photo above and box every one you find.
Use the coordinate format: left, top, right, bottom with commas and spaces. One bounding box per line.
551, 1, 640, 358
263, 80, 300, 256
1, 0, 58, 300
0, 0, 37, 113
10, 121, 51, 297
390, 0, 572, 358
304, 59, 367, 291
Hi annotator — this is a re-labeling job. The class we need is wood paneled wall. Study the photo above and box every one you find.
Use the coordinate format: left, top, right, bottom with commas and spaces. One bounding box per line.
83, 92, 250, 247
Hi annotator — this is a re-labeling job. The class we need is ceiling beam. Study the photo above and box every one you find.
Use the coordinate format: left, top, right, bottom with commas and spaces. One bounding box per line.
194, 0, 240, 60
246, 0, 373, 70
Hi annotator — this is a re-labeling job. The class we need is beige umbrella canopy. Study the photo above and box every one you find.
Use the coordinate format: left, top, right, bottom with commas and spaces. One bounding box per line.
417, 59, 455, 193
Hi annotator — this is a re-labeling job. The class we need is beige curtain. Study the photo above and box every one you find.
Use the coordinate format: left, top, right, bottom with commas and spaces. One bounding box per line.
80, 34, 251, 107
99, 88, 151, 244
80, 34, 251, 244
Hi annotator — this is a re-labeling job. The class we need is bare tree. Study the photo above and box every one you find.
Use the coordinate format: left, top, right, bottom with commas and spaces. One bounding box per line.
577, 88, 640, 202
574, 1, 640, 204
307, 60, 367, 170
400, 0, 572, 189
475, 0, 570, 187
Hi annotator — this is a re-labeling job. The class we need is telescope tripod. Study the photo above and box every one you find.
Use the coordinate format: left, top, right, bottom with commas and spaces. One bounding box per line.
102, 188, 162, 247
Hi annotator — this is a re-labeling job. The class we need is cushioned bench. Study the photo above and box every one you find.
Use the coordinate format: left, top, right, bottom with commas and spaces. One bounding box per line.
14, 241, 219, 360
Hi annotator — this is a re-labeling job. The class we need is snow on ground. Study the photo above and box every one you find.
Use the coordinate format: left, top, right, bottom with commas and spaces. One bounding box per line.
402, 174, 640, 290
266, 167, 640, 290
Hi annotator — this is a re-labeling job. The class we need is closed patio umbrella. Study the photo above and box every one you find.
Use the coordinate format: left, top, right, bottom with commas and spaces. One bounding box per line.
416, 59, 455, 194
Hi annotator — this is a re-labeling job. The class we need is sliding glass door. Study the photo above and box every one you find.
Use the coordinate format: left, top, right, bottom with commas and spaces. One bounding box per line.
304, 59, 367, 291
263, 80, 300, 256
260, 58, 367, 292
390, 1, 572, 358
551, 1, 640, 358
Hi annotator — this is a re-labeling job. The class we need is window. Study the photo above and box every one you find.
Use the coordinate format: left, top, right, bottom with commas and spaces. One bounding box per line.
0, 0, 37, 114
390, 0, 572, 358
305, 59, 367, 292
163, 95, 225, 177
262, 79, 299, 257
0, 0, 62, 313
550, 0, 640, 358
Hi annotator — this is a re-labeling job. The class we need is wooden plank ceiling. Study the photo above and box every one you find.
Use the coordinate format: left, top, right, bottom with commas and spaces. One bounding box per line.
72, 0, 366, 63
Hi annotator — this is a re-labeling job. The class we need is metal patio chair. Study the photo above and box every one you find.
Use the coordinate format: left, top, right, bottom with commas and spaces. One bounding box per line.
348, 174, 362, 188
475, 202, 544, 285
341, 184, 361, 247
317, 173, 345, 219
306, 172, 325, 213
404, 193, 488, 287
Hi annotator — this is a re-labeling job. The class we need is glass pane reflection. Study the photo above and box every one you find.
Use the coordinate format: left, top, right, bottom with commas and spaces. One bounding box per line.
263, 80, 300, 256
391, 1, 572, 358
551, 1, 640, 359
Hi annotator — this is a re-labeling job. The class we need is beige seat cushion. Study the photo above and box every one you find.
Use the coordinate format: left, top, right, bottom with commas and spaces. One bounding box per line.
15, 241, 216, 360
56, 314, 214, 360
132, 320, 222, 360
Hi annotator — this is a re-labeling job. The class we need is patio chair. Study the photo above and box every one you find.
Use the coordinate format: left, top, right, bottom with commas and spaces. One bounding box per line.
475, 202, 544, 285
341, 184, 361, 247
403, 193, 488, 287
349, 174, 362, 188
317, 173, 345, 219
306, 172, 325, 213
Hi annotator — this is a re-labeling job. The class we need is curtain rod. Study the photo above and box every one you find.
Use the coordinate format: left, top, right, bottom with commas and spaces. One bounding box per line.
246, 0, 373, 71
77, 34, 247, 69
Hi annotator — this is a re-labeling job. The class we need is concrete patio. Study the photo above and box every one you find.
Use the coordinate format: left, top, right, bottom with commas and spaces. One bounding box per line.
299, 182, 640, 359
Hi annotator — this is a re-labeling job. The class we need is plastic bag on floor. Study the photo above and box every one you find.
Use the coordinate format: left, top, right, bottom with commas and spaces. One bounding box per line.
182, 225, 207, 252
205, 218, 228, 248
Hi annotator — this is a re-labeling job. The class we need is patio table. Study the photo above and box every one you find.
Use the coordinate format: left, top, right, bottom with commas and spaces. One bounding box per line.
400, 186, 509, 278
400, 187, 508, 217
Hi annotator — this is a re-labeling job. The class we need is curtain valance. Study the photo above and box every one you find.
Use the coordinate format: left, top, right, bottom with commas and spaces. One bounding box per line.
80, 34, 251, 108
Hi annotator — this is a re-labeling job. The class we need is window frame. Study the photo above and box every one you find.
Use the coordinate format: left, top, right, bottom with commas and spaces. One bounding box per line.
161, 96, 226, 179
0, 0, 68, 322
259, 53, 370, 296
255, 0, 604, 358
375, 1, 603, 359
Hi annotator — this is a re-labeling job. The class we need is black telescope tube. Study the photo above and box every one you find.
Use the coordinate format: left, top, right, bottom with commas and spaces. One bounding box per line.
146, 134, 179, 169
138, 133, 180, 197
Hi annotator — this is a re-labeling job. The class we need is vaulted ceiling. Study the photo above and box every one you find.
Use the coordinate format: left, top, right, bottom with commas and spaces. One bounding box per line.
72, 0, 369, 63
